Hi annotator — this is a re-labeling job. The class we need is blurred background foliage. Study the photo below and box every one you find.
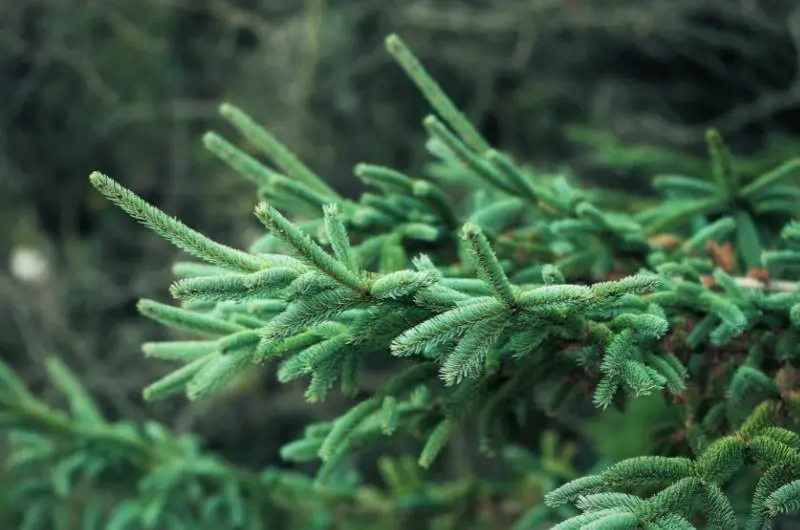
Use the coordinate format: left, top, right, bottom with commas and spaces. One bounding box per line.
3, 0, 800, 526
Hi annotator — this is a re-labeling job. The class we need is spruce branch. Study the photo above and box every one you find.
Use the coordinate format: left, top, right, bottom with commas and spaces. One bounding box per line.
391, 298, 507, 357
706, 129, 739, 198
385, 34, 491, 155
485, 149, 540, 202
2, 358, 526, 527
440, 318, 506, 385
461, 223, 517, 308
218, 103, 339, 199
418, 418, 456, 469
74, 30, 800, 530
322, 204, 357, 273
89, 172, 264, 273
202, 131, 277, 189
254, 202, 364, 292
142, 340, 217, 361
681, 216, 736, 254
137, 299, 245, 337
355, 163, 459, 229
142, 355, 216, 401
740, 158, 800, 199
644, 194, 727, 235
669, 274, 798, 293
653, 174, 720, 196
169, 267, 300, 302
423, 115, 518, 196
186, 347, 253, 400
546, 402, 800, 528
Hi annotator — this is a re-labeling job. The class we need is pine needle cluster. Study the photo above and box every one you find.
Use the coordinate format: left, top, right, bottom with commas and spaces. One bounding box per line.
4, 33, 800, 529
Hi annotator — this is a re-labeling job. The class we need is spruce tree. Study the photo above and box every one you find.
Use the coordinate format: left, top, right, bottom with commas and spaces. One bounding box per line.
4, 33, 800, 529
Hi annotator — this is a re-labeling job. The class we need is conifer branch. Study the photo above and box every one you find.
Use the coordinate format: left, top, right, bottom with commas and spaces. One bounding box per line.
218, 103, 339, 199
385, 34, 491, 155
90, 172, 264, 273
461, 223, 517, 308
56, 32, 800, 529
254, 202, 364, 292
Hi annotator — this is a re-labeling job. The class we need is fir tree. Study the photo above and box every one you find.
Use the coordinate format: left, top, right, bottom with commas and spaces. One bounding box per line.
4, 33, 800, 529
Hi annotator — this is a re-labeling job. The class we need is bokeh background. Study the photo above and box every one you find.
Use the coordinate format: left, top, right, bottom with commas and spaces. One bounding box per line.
3, 0, 800, 526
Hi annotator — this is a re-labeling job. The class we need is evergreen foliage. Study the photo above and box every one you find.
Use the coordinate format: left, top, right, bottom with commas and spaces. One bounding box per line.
5, 32, 800, 528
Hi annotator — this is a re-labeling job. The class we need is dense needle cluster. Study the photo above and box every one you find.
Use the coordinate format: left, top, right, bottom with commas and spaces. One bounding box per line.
4, 34, 800, 529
